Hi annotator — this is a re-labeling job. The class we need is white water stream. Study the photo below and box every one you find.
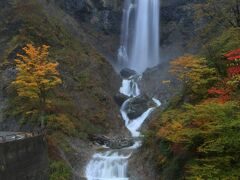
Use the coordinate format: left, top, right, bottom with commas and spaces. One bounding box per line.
85, 77, 161, 180
85, 0, 161, 179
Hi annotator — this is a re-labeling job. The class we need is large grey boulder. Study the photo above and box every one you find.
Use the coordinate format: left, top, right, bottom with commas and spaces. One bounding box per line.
120, 68, 137, 79
124, 94, 155, 119
88, 134, 134, 149
108, 136, 134, 149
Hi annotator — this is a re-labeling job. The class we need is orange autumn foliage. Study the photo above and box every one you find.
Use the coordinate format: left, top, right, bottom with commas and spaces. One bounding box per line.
12, 44, 62, 101
12, 43, 62, 124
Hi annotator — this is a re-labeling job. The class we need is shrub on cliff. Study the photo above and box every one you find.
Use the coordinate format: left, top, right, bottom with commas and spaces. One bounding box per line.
155, 102, 240, 179
170, 55, 218, 101
49, 160, 72, 180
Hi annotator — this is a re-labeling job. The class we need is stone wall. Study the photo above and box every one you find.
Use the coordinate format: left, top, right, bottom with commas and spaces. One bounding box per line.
0, 135, 48, 180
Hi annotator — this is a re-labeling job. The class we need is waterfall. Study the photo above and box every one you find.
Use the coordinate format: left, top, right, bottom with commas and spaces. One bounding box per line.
118, 0, 160, 73
85, 151, 130, 180
119, 77, 140, 97
85, 1, 161, 179
85, 76, 161, 180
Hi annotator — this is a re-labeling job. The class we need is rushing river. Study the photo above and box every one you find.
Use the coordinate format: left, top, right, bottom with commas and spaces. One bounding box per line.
85, 76, 161, 180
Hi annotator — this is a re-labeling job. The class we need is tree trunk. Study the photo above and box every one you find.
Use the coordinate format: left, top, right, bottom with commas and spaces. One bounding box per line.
39, 91, 46, 130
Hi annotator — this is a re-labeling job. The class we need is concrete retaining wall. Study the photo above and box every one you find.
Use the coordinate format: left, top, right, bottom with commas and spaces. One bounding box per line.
0, 135, 48, 180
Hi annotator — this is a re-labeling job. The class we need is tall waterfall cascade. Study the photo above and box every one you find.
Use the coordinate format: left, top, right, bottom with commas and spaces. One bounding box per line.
118, 0, 160, 73
85, 0, 161, 179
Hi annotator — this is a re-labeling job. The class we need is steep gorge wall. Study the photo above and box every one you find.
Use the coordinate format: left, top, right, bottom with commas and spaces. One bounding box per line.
0, 1, 129, 177
160, 0, 203, 61
54, 0, 203, 64
52, 0, 123, 64
54, 0, 123, 33
0, 0, 125, 135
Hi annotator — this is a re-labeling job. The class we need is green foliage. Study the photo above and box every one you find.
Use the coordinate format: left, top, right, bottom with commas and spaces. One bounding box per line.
75, 72, 93, 91
47, 114, 76, 136
170, 55, 218, 101
204, 28, 240, 75
156, 102, 240, 179
49, 160, 72, 180
150, 24, 240, 178
50, 132, 74, 153
227, 75, 240, 91
194, 0, 240, 42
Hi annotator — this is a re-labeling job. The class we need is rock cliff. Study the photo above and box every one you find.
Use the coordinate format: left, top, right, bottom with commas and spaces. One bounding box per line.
0, 1, 127, 178
53, 0, 123, 64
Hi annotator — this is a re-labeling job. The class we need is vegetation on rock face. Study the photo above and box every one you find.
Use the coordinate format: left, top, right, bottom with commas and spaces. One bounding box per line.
170, 55, 218, 101
0, 0, 122, 178
157, 102, 240, 179
180, 0, 240, 63
49, 160, 72, 180
145, 48, 240, 179
144, 1, 240, 179
195, 0, 240, 31
1, 0, 120, 134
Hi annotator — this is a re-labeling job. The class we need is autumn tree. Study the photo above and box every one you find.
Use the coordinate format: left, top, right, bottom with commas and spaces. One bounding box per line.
170, 55, 218, 100
207, 48, 240, 103
12, 44, 62, 127
156, 102, 240, 179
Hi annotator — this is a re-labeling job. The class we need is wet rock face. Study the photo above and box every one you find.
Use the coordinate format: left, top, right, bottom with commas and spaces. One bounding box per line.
124, 95, 155, 120
114, 92, 128, 106
120, 68, 137, 79
2, 67, 17, 84
160, 0, 205, 61
0, 65, 17, 126
140, 64, 182, 109
53, 0, 123, 64
55, 0, 123, 33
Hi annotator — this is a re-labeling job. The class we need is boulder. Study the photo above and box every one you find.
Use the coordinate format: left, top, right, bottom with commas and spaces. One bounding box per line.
88, 134, 110, 145
114, 92, 128, 106
108, 136, 134, 149
124, 94, 154, 119
88, 134, 134, 149
120, 68, 137, 79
